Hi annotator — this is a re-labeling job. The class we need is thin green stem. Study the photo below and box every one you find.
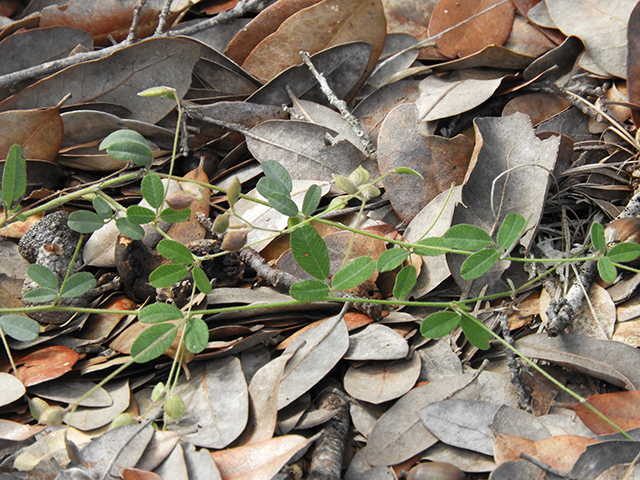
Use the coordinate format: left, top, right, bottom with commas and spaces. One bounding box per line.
466, 314, 634, 440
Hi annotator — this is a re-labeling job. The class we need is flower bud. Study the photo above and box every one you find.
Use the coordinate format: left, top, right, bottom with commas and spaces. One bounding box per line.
361, 184, 381, 200
332, 174, 358, 194
348, 166, 370, 186
109, 412, 136, 430
29, 397, 49, 422
165, 394, 185, 422
227, 177, 241, 208
221, 230, 248, 251
212, 213, 230, 233
165, 191, 195, 210
39, 405, 66, 426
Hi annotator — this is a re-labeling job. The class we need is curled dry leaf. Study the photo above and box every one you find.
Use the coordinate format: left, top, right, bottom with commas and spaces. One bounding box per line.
377, 103, 472, 223
546, 0, 636, 78
241, 0, 386, 87
225, 0, 322, 65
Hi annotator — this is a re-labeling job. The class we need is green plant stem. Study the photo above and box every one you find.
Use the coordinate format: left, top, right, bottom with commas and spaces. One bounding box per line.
20, 172, 140, 219
53, 237, 84, 305
465, 313, 634, 440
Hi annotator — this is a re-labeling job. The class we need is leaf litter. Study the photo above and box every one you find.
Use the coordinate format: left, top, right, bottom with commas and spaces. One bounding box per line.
1, 0, 640, 479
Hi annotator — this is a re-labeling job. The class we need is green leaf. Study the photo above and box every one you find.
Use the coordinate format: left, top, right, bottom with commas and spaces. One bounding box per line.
141, 173, 165, 209
262, 160, 292, 192
393, 264, 417, 299
2, 144, 26, 206
597, 256, 617, 283
607, 242, 640, 263
289, 279, 329, 301
257, 176, 290, 200
268, 192, 299, 217
0, 315, 39, 341
149, 264, 188, 288
159, 207, 191, 223
394, 166, 424, 178
460, 248, 499, 280
413, 237, 447, 256
22, 287, 58, 303
332, 256, 376, 291
100, 129, 149, 149
192, 266, 211, 294
497, 213, 527, 251
302, 184, 322, 215
92, 196, 113, 220
460, 313, 492, 350
164, 393, 184, 422
157, 239, 194, 264
68, 210, 104, 233
131, 323, 177, 363
290, 224, 330, 279
126, 205, 156, 225
377, 249, 409, 273
116, 217, 145, 240
139, 303, 183, 323
591, 222, 606, 254
185, 317, 208, 353
443, 224, 493, 250
27, 264, 58, 290
100, 130, 153, 166
60, 272, 96, 298
106, 141, 153, 166
420, 311, 460, 338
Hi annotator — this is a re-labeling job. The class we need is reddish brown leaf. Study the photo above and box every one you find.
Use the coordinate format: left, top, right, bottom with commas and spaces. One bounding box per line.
40, 0, 185, 46
0, 106, 63, 161
377, 103, 473, 223
122, 468, 163, 480
627, 0, 640, 127
225, 0, 322, 65
494, 433, 597, 471
15, 346, 80, 387
428, 0, 516, 59
210, 434, 313, 480
572, 391, 640, 435
241, 0, 386, 85
502, 93, 570, 125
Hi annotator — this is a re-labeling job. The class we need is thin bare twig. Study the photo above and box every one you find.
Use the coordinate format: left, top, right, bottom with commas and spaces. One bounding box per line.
125, 0, 148, 45
299, 51, 376, 158
498, 312, 533, 412
155, 0, 175, 35
0, 0, 264, 90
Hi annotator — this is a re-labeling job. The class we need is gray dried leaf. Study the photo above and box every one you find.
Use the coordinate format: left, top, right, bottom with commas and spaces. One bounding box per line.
343, 354, 421, 404
79, 423, 154, 479
345, 324, 409, 361
278, 311, 349, 409
418, 399, 499, 455
65, 379, 130, 431
174, 357, 248, 448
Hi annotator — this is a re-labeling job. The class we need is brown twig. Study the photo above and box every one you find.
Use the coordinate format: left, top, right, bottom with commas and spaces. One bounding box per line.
307, 382, 350, 480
